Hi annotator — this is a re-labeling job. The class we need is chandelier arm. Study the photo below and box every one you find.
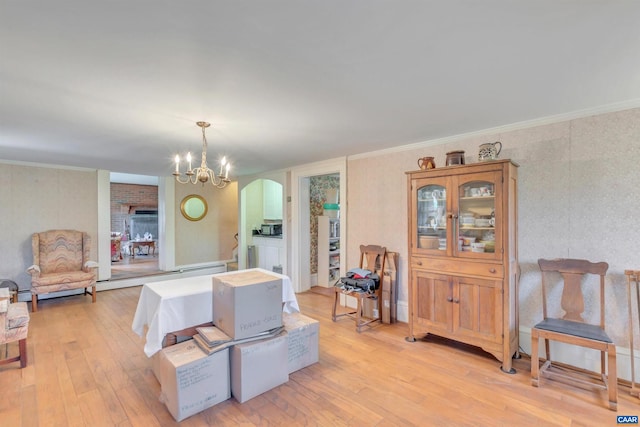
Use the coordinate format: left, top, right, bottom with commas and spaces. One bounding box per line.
174, 174, 194, 185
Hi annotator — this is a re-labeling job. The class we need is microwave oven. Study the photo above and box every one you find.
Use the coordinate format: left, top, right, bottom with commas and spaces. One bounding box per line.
261, 223, 282, 236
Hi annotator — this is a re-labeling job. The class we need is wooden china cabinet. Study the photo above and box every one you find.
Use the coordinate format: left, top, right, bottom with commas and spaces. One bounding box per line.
406, 159, 519, 373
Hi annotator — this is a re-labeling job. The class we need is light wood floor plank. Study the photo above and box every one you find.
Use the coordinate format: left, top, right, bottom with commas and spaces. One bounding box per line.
1, 286, 638, 426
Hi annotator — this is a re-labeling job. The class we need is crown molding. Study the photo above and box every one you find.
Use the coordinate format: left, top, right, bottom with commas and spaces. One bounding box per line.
349, 99, 640, 161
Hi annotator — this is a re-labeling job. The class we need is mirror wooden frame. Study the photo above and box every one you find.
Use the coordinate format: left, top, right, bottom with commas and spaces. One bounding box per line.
180, 194, 208, 221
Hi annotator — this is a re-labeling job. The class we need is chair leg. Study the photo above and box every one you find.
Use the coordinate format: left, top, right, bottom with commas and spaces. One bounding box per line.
544, 338, 550, 362
19, 338, 27, 368
355, 295, 363, 333
92, 285, 97, 303
331, 288, 339, 322
31, 294, 38, 312
531, 329, 540, 387
607, 345, 617, 411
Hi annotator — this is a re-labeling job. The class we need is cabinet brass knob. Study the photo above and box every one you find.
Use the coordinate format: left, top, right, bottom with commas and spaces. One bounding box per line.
489, 268, 496, 273
447, 297, 453, 302
453, 299, 459, 303
417, 261, 423, 266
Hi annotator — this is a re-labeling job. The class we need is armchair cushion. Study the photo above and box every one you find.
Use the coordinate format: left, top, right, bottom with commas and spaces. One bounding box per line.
37, 230, 85, 274
1, 288, 29, 341
31, 270, 96, 292
7, 303, 29, 329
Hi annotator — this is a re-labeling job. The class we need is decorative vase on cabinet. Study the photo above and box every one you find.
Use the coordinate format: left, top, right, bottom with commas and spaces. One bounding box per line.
406, 159, 519, 373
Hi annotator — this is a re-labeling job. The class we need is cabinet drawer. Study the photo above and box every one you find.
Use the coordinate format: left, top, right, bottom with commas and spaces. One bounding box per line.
411, 257, 504, 279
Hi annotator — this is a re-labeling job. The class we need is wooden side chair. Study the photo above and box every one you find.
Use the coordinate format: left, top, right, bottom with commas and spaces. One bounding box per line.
531, 258, 617, 411
625, 269, 640, 397
0, 288, 30, 368
332, 244, 386, 333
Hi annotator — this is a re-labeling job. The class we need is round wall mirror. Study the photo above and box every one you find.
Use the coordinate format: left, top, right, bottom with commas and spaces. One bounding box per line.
180, 194, 208, 221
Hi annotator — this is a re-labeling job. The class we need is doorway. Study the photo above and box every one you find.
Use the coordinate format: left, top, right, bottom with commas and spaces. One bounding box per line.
109, 173, 162, 280
309, 174, 340, 286
238, 177, 285, 272
290, 158, 347, 293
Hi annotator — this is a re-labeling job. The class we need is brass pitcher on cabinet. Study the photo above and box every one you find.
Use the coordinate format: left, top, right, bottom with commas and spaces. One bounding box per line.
478, 141, 502, 162
417, 156, 436, 170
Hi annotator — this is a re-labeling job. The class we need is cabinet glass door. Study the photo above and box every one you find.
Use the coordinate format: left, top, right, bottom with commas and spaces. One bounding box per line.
456, 174, 501, 258
416, 183, 448, 252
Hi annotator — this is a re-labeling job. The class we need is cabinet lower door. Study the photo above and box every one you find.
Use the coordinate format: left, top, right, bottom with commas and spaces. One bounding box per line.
412, 270, 503, 346
453, 276, 503, 344
412, 271, 452, 334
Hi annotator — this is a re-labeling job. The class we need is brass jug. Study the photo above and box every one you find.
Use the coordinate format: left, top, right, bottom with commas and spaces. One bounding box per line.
478, 141, 502, 162
417, 157, 436, 170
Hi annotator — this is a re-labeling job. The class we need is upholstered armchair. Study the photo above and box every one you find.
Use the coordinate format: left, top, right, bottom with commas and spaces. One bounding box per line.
27, 230, 98, 312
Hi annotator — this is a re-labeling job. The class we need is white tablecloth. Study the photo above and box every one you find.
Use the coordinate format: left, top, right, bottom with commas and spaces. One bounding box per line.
131, 268, 299, 357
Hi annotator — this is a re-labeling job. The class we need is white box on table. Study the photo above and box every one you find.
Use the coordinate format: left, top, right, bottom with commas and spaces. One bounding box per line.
212, 270, 282, 340
282, 312, 319, 374
158, 340, 230, 422
230, 333, 289, 403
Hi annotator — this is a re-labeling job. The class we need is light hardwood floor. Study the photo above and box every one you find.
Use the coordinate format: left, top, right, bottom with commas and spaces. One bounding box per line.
1, 287, 637, 426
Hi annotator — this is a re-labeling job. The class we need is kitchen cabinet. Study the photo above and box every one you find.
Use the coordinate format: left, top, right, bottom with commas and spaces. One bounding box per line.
317, 216, 340, 287
263, 180, 283, 220
252, 236, 284, 272
406, 159, 519, 373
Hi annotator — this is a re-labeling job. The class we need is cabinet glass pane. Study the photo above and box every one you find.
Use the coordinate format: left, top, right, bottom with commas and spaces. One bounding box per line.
458, 181, 496, 254
417, 184, 447, 250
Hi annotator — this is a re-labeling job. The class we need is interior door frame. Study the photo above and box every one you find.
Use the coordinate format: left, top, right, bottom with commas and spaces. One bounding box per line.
290, 157, 347, 293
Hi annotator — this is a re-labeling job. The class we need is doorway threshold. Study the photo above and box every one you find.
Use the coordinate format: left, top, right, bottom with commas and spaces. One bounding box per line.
99, 264, 228, 291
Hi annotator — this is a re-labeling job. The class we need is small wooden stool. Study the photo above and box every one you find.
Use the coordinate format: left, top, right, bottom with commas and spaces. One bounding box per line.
0, 280, 18, 303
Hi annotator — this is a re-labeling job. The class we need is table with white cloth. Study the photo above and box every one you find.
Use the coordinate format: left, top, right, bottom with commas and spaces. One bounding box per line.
131, 268, 300, 357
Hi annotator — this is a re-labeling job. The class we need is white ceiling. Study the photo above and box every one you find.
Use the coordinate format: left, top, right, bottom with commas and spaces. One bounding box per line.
2, 1, 640, 178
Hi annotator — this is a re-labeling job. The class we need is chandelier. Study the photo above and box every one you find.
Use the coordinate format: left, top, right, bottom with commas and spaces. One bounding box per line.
173, 121, 231, 188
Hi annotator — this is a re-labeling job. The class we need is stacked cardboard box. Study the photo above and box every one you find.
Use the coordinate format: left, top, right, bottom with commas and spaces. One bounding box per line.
282, 312, 319, 374
230, 333, 289, 403
212, 270, 283, 339
212, 271, 290, 403
157, 341, 230, 422
155, 270, 320, 421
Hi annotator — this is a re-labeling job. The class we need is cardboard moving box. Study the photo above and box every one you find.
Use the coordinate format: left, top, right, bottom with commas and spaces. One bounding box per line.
230, 333, 289, 403
282, 312, 319, 374
151, 322, 213, 382
213, 270, 283, 340
158, 341, 230, 422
